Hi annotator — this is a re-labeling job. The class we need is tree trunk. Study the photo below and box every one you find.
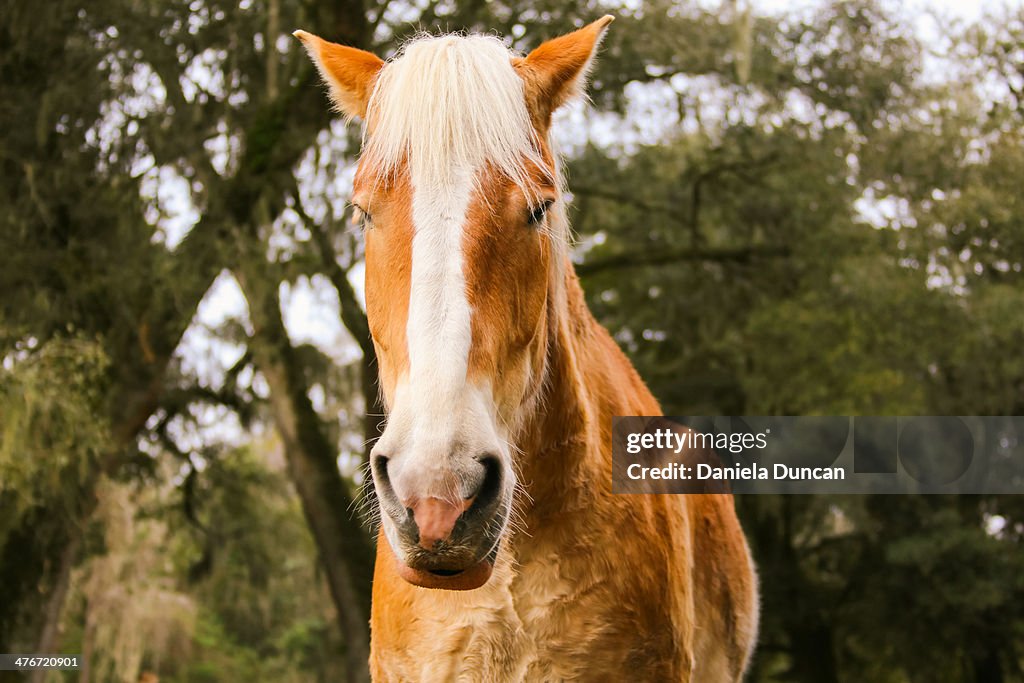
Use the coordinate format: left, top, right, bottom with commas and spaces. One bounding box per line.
27, 535, 79, 683
306, 215, 384, 464
236, 261, 374, 683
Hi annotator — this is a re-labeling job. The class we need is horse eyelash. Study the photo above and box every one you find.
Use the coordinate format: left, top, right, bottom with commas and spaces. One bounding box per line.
351, 203, 373, 229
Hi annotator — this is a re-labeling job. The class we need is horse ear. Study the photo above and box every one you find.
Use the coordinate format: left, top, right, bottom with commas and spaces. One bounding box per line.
516, 15, 614, 127
293, 30, 384, 120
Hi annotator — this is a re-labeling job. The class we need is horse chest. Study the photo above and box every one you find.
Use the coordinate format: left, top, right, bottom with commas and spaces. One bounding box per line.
374, 547, 675, 682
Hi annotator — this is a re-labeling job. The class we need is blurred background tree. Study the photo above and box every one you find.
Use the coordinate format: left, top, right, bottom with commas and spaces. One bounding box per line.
1, 0, 1022, 681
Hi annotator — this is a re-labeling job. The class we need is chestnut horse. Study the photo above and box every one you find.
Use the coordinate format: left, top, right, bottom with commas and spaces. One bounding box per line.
295, 17, 758, 681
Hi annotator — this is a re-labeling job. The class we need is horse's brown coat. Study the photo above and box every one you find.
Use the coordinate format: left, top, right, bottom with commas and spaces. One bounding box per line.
297, 18, 759, 681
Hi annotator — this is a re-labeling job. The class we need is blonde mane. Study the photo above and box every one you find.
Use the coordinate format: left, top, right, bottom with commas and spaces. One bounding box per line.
363, 34, 547, 195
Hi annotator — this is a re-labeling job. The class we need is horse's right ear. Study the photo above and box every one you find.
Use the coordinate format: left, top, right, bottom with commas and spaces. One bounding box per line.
293, 31, 384, 120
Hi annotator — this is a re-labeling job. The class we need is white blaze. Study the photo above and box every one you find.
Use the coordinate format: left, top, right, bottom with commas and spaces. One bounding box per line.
406, 165, 476, 422
387, 163, 500, 504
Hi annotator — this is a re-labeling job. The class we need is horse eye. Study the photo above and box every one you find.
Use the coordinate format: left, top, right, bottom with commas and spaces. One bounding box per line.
528, 200, 554, 226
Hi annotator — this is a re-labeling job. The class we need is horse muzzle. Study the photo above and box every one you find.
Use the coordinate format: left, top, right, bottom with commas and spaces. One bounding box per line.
371, 451, 509, 590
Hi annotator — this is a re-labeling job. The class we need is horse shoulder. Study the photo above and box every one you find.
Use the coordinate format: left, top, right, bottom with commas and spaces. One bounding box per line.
689, 494, 760, 681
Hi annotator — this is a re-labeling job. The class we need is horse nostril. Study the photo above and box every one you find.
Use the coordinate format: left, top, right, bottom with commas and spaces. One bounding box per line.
467, 453, 504, 518
370, 453, 403, 515
371, 453, 390, 486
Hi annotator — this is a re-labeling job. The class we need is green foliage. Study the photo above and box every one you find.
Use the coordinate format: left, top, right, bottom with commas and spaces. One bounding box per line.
160, 445, 346, 683
0, 336, 112, 651
0, 337, 111, 530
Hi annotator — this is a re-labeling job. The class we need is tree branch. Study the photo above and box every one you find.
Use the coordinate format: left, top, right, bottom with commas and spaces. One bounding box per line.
576, 244, 791, 277
571, 186, 688, 223
294, 195, 385, 465
296, 200, 374, 359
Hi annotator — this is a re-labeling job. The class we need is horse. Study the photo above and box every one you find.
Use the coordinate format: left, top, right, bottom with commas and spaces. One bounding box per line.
294, 16, 759, 681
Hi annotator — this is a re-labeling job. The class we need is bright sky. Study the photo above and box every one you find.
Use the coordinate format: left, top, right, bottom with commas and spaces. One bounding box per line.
758, 0, 984, 20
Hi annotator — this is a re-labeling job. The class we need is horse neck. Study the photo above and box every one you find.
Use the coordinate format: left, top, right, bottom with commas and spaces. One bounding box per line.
515, 263, 659, 516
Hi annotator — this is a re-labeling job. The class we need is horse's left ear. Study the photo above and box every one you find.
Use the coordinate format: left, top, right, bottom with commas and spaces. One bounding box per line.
515, 15, 614, 128
293, 30, 384, 120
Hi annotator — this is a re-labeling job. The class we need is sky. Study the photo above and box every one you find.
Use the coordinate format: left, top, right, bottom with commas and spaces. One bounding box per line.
759, 0, 984, 22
